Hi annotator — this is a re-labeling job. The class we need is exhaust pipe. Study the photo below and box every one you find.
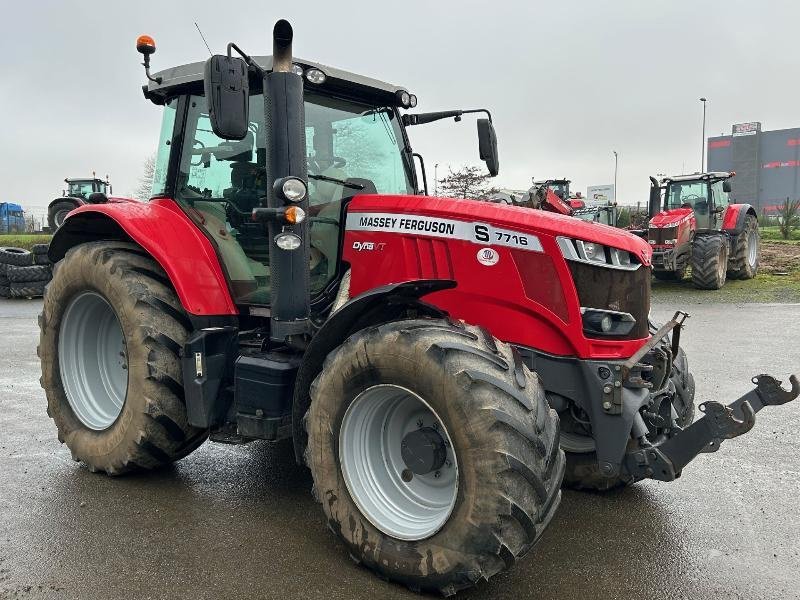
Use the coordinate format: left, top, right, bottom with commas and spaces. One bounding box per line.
648, 176, 661, 218
264, 19, 310, 343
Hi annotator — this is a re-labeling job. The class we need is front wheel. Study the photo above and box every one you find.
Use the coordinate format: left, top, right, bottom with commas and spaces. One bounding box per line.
39, 241, 207, 475
305, 319, 564, 595
691, 234, 728, 290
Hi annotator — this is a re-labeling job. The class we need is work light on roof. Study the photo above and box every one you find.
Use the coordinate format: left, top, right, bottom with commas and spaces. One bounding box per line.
409, 94, 418, 108
291, 64, 304, 76
305, 68, 326, 84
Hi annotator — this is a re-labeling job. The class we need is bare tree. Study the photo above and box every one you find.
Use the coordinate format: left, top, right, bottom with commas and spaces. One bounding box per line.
437, 165, 499, 200
778, 197, 800, 239
135, 154, 156, 201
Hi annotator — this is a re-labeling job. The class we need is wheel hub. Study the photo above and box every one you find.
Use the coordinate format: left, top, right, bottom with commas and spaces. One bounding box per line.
401, 426, 447, 475
339, 384, 458, 541
58, 292, 128, 430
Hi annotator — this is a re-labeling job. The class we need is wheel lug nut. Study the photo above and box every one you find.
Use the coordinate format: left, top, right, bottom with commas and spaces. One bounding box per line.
434, 471, 441, 478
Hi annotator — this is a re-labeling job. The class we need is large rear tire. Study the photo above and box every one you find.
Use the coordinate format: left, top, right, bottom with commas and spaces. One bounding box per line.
48, 201, 76, 231
690, 234, 728, 290
39, 241, 207, 475
727, 214, 760, 280
305, 319, 564, 595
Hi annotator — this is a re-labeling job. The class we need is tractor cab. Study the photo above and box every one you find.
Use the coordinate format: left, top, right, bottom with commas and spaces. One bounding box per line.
656, 172, 733, 230
143, 51, 498, 310
64, 177, 111, 200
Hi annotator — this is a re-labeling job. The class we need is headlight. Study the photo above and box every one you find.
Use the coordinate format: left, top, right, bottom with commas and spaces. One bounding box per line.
305, 68, 327, 84
274, 176, 307, 202
581, 307, 636, 337
275, 232, 302, 251
557, 236, 640, 270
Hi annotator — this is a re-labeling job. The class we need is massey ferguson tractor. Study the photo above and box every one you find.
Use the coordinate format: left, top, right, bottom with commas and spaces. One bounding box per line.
38, 21, 798, 595
641, 172, 760, 289
527, 178, 618, 225
47, 175, 113, 230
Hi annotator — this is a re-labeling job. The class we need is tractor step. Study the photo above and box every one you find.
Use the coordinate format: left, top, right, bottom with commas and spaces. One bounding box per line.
625, 374, 799, 482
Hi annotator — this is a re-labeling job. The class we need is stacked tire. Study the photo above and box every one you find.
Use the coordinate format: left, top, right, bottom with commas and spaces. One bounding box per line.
0, 245, 52, 299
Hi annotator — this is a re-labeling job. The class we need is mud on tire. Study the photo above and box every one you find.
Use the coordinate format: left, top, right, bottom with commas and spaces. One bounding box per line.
39, 241, 207, 475
305, 319, 564, 595
691, 234, 728, 290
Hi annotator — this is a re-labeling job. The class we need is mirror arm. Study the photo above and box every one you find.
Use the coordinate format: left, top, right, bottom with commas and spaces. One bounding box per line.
412, 153, 429, 195
227, 42, 265, 76
402, 108, 492, 127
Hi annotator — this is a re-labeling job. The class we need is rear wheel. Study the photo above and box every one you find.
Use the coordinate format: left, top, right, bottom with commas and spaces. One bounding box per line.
690, 234, 728, 290
727, 214, 760, 279
39, 241, 207, 475
48, 201, 76, 230
305, 319, 564, 595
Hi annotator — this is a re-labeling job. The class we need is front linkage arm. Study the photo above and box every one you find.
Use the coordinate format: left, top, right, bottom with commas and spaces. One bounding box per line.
625, 374, 799, 482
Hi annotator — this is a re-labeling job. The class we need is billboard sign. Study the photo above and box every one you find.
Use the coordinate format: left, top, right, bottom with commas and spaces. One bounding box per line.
586, 184, 615, 205
732, 122, 761, 137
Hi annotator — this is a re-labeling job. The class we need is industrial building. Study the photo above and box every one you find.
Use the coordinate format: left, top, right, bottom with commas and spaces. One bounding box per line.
707, 122, 800, 214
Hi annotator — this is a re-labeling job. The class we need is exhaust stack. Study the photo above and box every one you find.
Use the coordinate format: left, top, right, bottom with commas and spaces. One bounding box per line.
263, 19, 310, 343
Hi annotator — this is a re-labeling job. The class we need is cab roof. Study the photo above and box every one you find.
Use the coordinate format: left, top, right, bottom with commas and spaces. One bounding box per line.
144, 55, 411, 107
662, 171, 733, 183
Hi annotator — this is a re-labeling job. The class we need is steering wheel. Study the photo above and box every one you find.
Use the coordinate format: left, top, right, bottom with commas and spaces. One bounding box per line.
190, 140, 206, 167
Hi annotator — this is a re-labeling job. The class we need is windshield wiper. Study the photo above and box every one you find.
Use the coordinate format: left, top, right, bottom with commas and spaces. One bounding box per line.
308, 174, 365, 190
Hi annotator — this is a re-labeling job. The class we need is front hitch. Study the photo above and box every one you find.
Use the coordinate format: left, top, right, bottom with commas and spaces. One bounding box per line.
625, 374, 799, 482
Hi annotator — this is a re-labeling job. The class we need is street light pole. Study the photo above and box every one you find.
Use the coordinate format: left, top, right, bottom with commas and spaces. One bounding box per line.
434, 163, 439, 196
613, 150, 618, 204
700, 97, 707, 172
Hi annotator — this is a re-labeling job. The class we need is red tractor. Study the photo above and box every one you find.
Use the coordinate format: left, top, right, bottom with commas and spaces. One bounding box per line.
642, 172, 760, 289
39, 22, 797, 595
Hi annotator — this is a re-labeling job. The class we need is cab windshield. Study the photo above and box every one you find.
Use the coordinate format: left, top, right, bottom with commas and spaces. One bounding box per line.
67, 181, 95, 198
665, 181, 710, 213
169, 92, 412, 305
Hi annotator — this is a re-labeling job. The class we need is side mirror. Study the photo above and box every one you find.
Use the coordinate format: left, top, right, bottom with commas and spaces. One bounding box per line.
722, 180, 732, 193
203, 55, 250, 140
477, 118, 499, 177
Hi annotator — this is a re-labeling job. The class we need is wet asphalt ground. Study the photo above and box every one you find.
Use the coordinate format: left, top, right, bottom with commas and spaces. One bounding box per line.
1, 299, 798, 600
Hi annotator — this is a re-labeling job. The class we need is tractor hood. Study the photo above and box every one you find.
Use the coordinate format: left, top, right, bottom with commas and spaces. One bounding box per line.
346, 194, 652, 265
649, 207, 694, 229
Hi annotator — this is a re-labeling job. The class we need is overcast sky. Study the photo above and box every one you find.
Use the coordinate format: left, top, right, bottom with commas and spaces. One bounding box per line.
2, 0, 798, 218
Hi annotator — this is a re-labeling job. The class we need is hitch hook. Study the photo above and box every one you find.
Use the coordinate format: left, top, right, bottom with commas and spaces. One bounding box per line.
698, 400, 756, 452
753, 374, 800, 406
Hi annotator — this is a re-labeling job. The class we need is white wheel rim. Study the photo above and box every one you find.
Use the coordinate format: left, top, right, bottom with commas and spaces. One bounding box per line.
58, 292, 128, 430
747, 230, 758, 267
339, 384, 458, 541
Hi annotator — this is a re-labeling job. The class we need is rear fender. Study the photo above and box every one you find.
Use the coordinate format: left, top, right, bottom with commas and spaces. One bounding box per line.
291, 279, 455, 463
722, 203, 757, 234
48, 198, 237, 316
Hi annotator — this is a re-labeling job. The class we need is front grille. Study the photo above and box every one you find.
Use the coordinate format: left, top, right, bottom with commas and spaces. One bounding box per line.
649, 226, 677, 244
568, 261, 651, 339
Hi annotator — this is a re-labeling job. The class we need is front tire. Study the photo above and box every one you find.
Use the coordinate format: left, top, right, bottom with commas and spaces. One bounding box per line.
39, 241, 207, 475
305, 319, 564, 595
691, 234, 728, 290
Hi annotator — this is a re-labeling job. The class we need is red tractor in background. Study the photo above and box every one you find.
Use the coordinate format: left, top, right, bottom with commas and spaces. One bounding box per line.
527, 178, 618, 226
38, 21, 797, 595
640, 172, 760, 289
47, 175, 114, 231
